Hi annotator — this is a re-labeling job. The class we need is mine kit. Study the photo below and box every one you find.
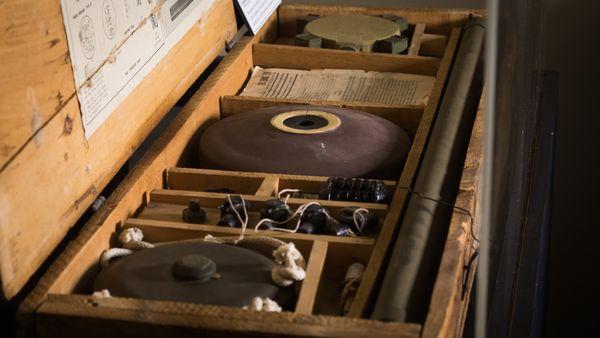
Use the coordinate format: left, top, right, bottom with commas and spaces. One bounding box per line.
0, 2, 484, 338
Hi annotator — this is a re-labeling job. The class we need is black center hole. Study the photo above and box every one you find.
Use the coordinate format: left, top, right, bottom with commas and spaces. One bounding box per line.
299, 120, 315, 127
282, 114, 329, 130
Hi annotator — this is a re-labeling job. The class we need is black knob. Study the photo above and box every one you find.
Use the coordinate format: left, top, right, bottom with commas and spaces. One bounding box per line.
217, 213, 241, 228
188, 198, 201, 211
260, 199, 291, 222
172, 254, 216, 281
327, 223, 353, 237
182, 199, 206, 224
300, 204, 328, 233
338, 207, 379, 235
297, 222, 315, 234
218, 196, 250, 217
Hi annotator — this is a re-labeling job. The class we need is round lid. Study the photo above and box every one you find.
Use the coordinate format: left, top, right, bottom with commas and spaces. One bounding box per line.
199, 105, 410, 179
94, 242, 294, 308
305, 15, 400, 49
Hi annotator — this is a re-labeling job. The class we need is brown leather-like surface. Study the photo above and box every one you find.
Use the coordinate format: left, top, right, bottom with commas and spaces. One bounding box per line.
199, 105, 410, 179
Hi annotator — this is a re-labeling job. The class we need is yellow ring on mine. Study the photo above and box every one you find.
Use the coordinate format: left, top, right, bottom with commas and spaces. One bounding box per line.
270, 110, 341, 135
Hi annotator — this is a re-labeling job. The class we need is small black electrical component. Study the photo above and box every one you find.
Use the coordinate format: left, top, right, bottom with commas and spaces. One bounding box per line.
338, 206, 379, 235
297, 222, 316, 234
182, 199, 206, 224
218, 196, 250, 217
326, 223, 354, 237
217, 213, 240, 228
320, 177, 389, 204
298, 204, 328, 234
260, 199, 291, 222
217, 196, 250, 228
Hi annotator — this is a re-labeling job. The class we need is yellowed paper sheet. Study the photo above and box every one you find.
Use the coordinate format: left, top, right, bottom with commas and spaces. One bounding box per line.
241, 67, 435, 106
60, 0, 215, 138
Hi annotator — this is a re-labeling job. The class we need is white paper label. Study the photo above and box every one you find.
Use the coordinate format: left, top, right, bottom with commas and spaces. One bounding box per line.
235, 0, 280, 34
242, 67, 435, 106
60, 0, 215, 138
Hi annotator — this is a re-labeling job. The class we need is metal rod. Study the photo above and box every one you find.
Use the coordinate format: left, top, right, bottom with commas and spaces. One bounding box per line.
371, 19, 486, 323
477, 1, 498, 336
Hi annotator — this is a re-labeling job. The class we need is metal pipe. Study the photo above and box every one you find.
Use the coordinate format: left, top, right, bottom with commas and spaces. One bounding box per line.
371, 19, 486, 323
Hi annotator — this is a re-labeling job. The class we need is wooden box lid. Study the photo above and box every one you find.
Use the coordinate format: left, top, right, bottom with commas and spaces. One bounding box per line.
0, 0, 237, 299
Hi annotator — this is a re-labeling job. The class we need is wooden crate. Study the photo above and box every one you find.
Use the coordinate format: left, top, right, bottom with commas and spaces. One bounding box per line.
12, 4, 484, 338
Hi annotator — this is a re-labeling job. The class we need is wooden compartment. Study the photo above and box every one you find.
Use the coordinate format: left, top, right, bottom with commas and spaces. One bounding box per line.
13, 4, 484, 338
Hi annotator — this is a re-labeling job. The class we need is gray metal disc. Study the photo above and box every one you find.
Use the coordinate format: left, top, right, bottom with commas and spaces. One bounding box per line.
94, 242, 294, 308
305, 15, 400, 51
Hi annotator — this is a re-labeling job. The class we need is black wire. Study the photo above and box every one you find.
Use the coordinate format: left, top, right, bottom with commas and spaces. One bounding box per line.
396, 186, 480, 245
396, 186, 480, 300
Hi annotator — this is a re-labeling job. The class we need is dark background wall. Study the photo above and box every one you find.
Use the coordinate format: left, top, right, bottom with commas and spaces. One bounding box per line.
543, 0, 600, 336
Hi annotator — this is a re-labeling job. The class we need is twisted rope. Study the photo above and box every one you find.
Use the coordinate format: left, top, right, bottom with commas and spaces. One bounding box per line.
99, 227, 154, 268
242, 297, 282, 312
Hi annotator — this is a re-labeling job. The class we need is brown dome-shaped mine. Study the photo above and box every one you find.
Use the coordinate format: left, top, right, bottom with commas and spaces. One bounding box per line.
199, 105, 410, 179
94, 242, 294, 308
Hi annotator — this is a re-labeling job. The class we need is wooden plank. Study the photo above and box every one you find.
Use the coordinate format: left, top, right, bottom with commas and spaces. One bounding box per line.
296, 241, 328, 315
421, 92, 485, 338
18, 13, 278, 330
221, 95, 424, 138
140, 202, 229, 225
347, 28, 462, 318
277, 176, 396, 197
421, 34, 447, 57
167, 168, 396, 198
255, 175, 279, 197
278, 4, 483, 36
150, 189, 389, 218
408, 23, 427, 56
36, 294, 421, 338
0, 0, 76, 167
167, 167, 266, 194
254, 43, 441, 76
0, 0, 238, 299
126, 218, 376, 248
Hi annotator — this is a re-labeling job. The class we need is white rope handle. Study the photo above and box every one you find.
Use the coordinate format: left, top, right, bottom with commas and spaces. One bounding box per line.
278, 188, 300, 211
99, 227, 154, 267
92, 289, 112, 298
254, 201, 323, 233
352, 208, 370, 235
340, 262, 365, 314
226, 194, 249, 243
242, 297, 282, 312
278, 188, 300, 199
271, 242, 306, 286
100, 247, 133, 268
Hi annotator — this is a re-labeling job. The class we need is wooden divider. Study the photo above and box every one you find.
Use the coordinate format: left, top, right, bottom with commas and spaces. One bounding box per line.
149, 189, 389, 218
409, 23, 427, 56
420, 34, 447, 56
133, 167, 403, 316
253, 43, 441, 76
167, 167, 397, 194
295, 241, 328, 315
125, 212, 375, 317
255, 175, 279, 197
167, 168, 266, 193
